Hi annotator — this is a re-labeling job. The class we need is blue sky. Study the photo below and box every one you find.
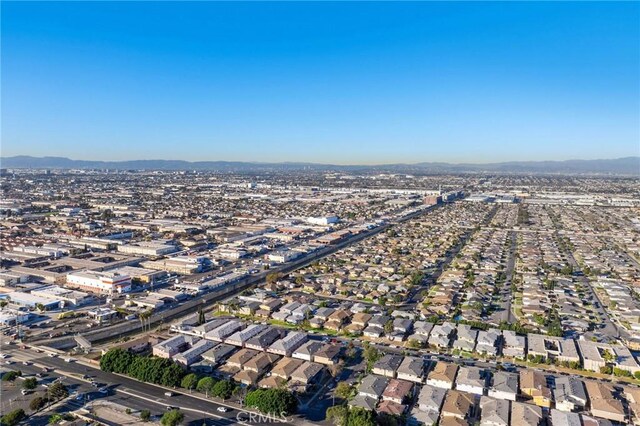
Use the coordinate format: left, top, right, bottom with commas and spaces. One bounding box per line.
2, 1, 639, 164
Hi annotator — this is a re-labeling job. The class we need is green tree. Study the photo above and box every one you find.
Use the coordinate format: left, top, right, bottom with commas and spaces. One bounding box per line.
326, 405, 349, 426
161, 363, 185, 387
211, 380, 234, 400
409, 271, 424, 286
2, 370, 21, 381
47, 382, 69, 400
197, 309, 205, 326
602, 349, 616, 364
180, 373, 198, 391
363, 344, 382, 373
266, 272, 282, 284
30, 396, 47, 411
100, 348, 134, 374
244, 388, 298, 416
1, 409, 26, 426
22, 377, 37, 390
335, 382, 354, 400
600, 365, 613, 375
346, 407, 375, 426
407, 339, 423, 349
161, 409, 184, 426
140, 410, 151, 422
48, 413, 64, 424
196, 377, 216, 395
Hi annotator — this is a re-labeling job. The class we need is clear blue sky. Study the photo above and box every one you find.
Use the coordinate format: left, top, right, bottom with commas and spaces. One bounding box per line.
2, 1, 639, 164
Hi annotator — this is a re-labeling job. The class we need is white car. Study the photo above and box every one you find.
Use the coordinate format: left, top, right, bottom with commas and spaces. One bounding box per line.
217, 407, 228, 413
0, 353, 7, 359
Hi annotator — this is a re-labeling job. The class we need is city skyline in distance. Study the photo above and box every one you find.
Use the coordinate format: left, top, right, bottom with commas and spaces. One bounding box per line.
2, 154, 639, 175
2, 1, 639, 164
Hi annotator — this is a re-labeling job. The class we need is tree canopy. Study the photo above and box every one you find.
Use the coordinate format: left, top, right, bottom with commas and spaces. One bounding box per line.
244, 388, 298, 416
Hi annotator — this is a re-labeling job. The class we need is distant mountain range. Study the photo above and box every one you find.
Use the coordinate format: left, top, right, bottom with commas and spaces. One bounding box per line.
1, 155, 639, 175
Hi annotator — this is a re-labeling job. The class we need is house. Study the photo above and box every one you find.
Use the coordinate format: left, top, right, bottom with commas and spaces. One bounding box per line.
479, 396, 510, 426
258, 374, 288, 389
417, 384, 447, 413
397, 356, 425, 383
502, 330, 526, 359
577, 339, 640, 374
453, 324, 478, 353
511, 401, 543, 426
377, 400, 406, 416
290, 361, 324, 386
410, 384, 446, 426
325, 309, 351, 331
314, 343, 341, 366
393, 318, 413, 334
426, 362, 458, 389
550, 409, 582, 426
369, 314, 391, 328
428, 322, 455, 349
292, 341, 324, 361
173, 339, 215, 367
244, 352, 280, 375
475, 329, 501, 356
358, 374, 390, 400
363, 324, 384, 338
554, 376, 587, 412
580, 414, 615, 426
245, 327, 284, 351
270, 357, 304, 380
440, 390, 475, 423
351, 312, 372, 327
527, 334, 580, 364
226, 348, 259, 369
439, 417, 469, 426
152, 334, 194, 358
190, 318, 229, 337
520, 370, 552, 408
234, 369, 260, 386
381, 379, 414, 404
280, 301, 301, 314
349, 394, 378, 411
372, 354, 404, 378
625, 386, 640, 425
455, 366, 487, 396
224, 324, 268, 347
412, 321, 434, 337
313, 307, 335, 321
583, 381, 626, 423
267, 331, 307, 357
201, 343, 236, 365
488, 371, 518, 401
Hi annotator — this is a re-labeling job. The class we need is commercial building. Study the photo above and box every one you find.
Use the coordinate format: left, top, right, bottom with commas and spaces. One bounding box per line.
66, 270, 132, 294
117, 241, 178, 257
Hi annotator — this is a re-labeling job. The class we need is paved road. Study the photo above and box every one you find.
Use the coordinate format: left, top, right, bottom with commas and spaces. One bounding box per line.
495, 230, 517, 325
559, 237, 624, 342
1, 341, 289, 426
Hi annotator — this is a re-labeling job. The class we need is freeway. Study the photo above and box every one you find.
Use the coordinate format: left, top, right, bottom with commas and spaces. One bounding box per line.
35, 204, 441, 348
